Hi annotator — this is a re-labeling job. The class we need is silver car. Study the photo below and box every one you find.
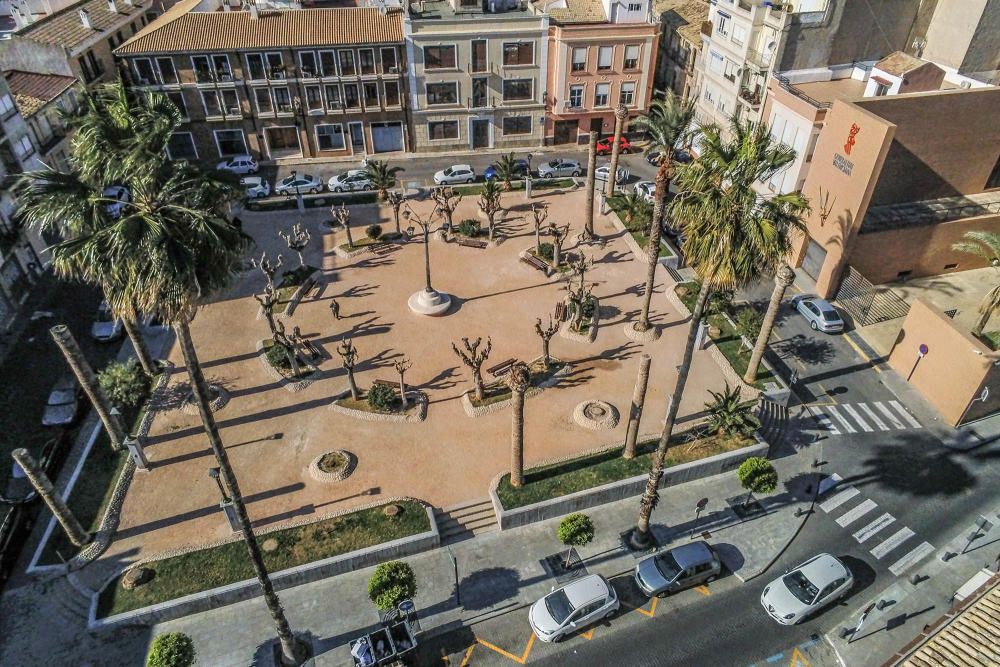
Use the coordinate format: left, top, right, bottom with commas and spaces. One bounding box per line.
42, 376, 81, 427
102, 185, 130, 218
90, 301, 124, 342
537, 158, 582, 178
634, 541, 722, 597
328, 169, 373, 192
594, 164, 629, 184
216, 154, 258, 174
275, 173, 322, 195
633, 181, 655, 203
528, 573, 619, 642
433, 164, 476, 185
241, 176, 270, 198
791, 294, 844, 333
760, 553, 853, 625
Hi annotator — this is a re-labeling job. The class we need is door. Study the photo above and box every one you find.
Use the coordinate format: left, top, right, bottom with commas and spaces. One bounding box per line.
553, 120, 576, 145
348, 122, 365, 153
801, 239, 827, 280
589, 117, 603, 134
370, 122, 403, 153
472, 78, 489, 108
471, 119, 490, 149
263, 126, 301, 159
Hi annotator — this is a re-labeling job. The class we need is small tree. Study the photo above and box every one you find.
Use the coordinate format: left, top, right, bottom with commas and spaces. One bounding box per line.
278, 223, 311, 268
452, 336, 492, 401
386, 190, 405, 234
734, 307, 763, 354
495, 152, 520, 191
557, 513, 594, 569
251, 251, 283, 291
362, 159, 403, 200
478, 178, 504, 242
331, 203, 354, 248
548, 223, 569, 270
737, 456, 778, 507
146, 632, 196, 667
366, 223, 383, 241
394, 357, 412, 409
98, 359, 152, 409
531, 203, 548, 255
431, 186, 463, 230
368, 560, 417, 611
705, 384, 761, 437
253, 285, 279, 337
337, 338, 360, 400
534, 314, 559, 368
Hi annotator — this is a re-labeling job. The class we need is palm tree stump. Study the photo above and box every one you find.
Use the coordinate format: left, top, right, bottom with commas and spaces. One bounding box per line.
581, 130, 599, 243
623, 353, 651, 459
744, 264, 795, 384
507, 362, 530, 487
606, 104, 628, 198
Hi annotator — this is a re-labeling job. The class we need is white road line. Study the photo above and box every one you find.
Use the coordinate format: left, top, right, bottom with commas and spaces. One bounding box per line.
858, 403, 888, 430
889, 400, 922, 429
842, 404, 873, 432
854, 513, 895, 543
819, 486, 860, 513
888, 542, 935, 576
871, 527, 915, 559
875, 402, 906, 430
809, 406, 841, 435
836, 499, 878, 527
825, 406, 857, 433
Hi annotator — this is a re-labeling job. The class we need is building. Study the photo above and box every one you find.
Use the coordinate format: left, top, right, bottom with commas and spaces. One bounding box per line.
540, 0, 659, 145
405, 0, 549, 152
653, 0, 707, 99
909, 0, 1000, 86
115, 0, 410, 162
3, 69, 79, 170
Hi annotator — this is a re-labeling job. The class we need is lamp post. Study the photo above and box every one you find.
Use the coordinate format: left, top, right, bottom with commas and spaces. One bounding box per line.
290, 169, 304, 214
525, 152, 534, 200
209, 466, 240, 532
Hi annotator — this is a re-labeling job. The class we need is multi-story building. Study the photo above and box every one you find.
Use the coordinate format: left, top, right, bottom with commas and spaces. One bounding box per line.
115, 0, 410, 162
653, 0, 706, 99
541, 0, 659, 145
908, 0, 1000, 86
405, 0, 549, 152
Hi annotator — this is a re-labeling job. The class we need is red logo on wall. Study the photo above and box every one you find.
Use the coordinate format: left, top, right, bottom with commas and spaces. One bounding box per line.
844, 123, 861, 155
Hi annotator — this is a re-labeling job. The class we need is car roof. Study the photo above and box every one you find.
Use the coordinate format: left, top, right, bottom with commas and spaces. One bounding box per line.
449, 164, 472, 170
343, 169, 367, 177
798, 554, 848, 588
241, 176, 262, 185
665, 541, 715, 569
561, 573, 609, 607
230, 153, 253, 160
803, 297, 838, 313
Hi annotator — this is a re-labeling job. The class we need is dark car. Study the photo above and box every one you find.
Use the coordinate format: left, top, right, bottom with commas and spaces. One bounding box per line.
484, 159, 529, 181
634, 541, 722, 597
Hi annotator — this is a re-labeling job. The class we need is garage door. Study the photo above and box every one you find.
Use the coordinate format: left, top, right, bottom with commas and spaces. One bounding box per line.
370, 122, 403, 153
801, 240, 827, 280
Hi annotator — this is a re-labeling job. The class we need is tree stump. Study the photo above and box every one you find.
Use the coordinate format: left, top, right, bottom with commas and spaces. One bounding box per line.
122, 567, 154, 590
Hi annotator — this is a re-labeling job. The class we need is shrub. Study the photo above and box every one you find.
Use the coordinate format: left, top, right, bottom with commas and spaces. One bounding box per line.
737, 456, 778, 505
558, 513, 594, 547
368, 560, 417, 610
537, 242, 554, 261
734, 307, 763, 342
98, 359, 151, 409
365, 224, 382, 240
367, 382, 396, 412
279, 265, 312, 287
706, 289, 734, 316
146, 632, 195, 667
266, 341, 292, 369
705, 384, 760, 436
457, 218, 480, 238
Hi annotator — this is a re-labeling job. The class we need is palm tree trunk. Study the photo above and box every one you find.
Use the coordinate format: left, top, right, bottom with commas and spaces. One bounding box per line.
122, 318, 157, 376
49, 324, 124, 451
393, 207, 401, 235
584, 131, 598, 239
511, 388, 525, 487
174, 320, 304, 666
12, 448, 90, 547
744, 265, 794, 384
973, 305, 993, 336
552, 241, 561, 271
423, 227, 433, 292
637, 166, 670, 332
624, 353, 651, 459
633, 280, 711, 546
606, 109, 626, 198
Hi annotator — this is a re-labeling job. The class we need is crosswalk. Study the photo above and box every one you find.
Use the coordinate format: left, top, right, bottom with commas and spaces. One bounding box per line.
817, 480, 934, 577
806, 400, 921, 435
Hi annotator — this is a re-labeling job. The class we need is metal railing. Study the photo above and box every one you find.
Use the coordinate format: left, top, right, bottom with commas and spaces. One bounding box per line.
772, 72, 832, 109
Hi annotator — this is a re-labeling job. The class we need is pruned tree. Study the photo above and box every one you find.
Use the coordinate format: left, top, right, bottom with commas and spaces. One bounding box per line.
534, 314, 559, 368
253, 285, 279, 337
394, 357, 412, 409
452, 336, 492, 401
337, 337, 360, 400
478, 178, 504, 242
431, 186, 462, 230
251, 251, 283, 291
402, 205, 441, 292
569, 254, 591, 293
386, 190, 405, 235
531, 203, 548, 255
331, 202, 354, 248
278, 223, 311, 268
548, 223, 569, 270
273, 320, 300, 378
507, 361, 531, 488
566, 281, 595, 330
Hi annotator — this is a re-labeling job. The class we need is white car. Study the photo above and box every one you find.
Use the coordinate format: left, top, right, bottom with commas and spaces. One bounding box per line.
241, 176, 270, 199
42, 375, 81, 427
328, 169, 373, 193
761, 553, 853, 625
216, 154, 258, 174
633, 181, 655, 203
594, 164, 630, 185
90, 301, 124, 342
528, 573, 619, 643
790, 294, 845, 333
274, 173, 323, 195
102, 185, 130, 218
433, 164, 476, 185
537, 158, 582, 179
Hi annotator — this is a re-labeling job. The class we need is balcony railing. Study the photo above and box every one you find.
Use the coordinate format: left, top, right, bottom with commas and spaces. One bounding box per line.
746, 49, 774, 69
772, 72, 832, 109
738, 87, 762, 108
468, 95, 497, 109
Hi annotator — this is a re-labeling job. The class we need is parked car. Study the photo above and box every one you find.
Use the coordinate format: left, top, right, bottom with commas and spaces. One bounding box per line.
328, 169, 373, 193
433, 164, 476, 185
529, 573, 619, 643
596, 135, 632, 155
634, 541, 722, 598
594, 164, 630, 185
484, 159, 529, 181
275, 173, 323, 195
241, 175, 270, 199
761, 553, 853, 625
646, 148, 693, 165
537, 158, 582, 179
633, 181, 656, 203
90, 301, 124, 343
216, 154, 258, 174
102, 185, 130, 218
42, 376, 81, 427
791, 294, 845, 333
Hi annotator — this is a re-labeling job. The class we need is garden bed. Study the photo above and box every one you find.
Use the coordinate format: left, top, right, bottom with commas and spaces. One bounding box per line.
608, 199, 671, 259
332, 389, 427, 423
526, 245, 572, 274
337, 237, 381, 254
258, 340, 317, 392
469, 359, 566, 409
246, 191, 377, 211
451, 178, 575, 197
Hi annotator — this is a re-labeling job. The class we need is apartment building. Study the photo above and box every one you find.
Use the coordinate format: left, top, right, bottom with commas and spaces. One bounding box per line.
541, 0, 658, 145
405, 0, 549, 152
653, 0, 706, 99
115, 0, 409, 162
910, 0, 1000, 86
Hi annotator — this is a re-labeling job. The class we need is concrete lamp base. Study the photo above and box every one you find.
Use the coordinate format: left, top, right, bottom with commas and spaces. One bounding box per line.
408, 288, 452, 316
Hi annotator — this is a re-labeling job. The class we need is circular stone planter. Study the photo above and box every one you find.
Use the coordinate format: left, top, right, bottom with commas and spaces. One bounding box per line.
408, 288, 452, 316
308, 450, 357, 482
181, 384, 229, 415
623, 321, 661, 342
573, 400, 620, 430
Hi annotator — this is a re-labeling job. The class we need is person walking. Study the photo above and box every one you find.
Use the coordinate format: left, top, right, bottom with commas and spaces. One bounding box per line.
329, 298, 342, 320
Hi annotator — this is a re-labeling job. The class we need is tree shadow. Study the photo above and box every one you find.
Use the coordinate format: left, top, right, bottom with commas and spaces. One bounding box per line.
420, 366, 460, 392
771, 334, 836, 367
841, 437, 977, 498
458, 567, 521, 612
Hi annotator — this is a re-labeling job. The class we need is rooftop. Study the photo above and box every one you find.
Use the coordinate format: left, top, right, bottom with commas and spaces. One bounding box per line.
535, 0, 606, 24
654, 0, 707, 45
901, 579, 1000, 666
410, 0, 536, 21
862, 191, 1000, 233
3, 70, 77, 117
874, 50, 931, 77
789, 77, 868, 105
15, 0, 146, 51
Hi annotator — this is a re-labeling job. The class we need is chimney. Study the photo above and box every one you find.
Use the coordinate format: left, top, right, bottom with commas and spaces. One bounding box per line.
79, 8, 92, 28
244, 0, 259, 18
107, 0, 118, 12
123, 0, 133, 7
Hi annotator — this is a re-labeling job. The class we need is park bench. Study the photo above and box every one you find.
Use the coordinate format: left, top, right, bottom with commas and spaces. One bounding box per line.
371, 379, 398, 392
520, 253, 550, 276
455, 237, 488, 249
554, 302, 567, 322
369, 242, 392, 255
486, 358, 516, 378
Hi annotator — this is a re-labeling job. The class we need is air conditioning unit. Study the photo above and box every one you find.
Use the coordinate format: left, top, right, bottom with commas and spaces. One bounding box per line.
960, 80, 972, 89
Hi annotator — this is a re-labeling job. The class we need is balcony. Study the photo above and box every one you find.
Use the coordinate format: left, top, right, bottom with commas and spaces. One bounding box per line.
468, 95, 497, 110
37, 131, 66, 155
746, 49, 774, 70
738, 87, 762, 108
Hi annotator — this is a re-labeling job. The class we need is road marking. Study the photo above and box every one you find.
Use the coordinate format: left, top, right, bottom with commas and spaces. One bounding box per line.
579, 628, 595, 640
825, 405, 857, 433
842, 404, 873, 432
858, 403, 888, 430
871, 527, 915, 559
626, 595, 658, 617
836, 499, 878, 527
844, 333, 883, 374
888, 541, 935, 576
819, 486, 859, 513
694, 585, 711, 596
459, 645, 475, 667
476, 634, 535, 664
874, 402, 906, 429
808, 406, 841, 435
789, 646, 812, 667
889, 400, 922, 428
853, 513, 895, 543
766, 653, 785, 664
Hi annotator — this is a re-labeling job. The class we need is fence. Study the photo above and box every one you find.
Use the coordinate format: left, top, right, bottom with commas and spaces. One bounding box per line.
834, 266, 911, 326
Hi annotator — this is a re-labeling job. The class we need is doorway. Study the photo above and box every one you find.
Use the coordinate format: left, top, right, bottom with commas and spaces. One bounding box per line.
370, 122, 404, 153
553, 120, 577, 145
589, 117, 603, 135
471, 119, 491, 149
263, 126, 301, 159
801, 239, 827, 281
348, 122, 365, 153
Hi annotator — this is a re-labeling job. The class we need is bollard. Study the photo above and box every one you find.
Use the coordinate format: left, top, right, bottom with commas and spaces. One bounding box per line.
909, 573, 921, 585
839, 627, 852, 639
876, 599, 889, 611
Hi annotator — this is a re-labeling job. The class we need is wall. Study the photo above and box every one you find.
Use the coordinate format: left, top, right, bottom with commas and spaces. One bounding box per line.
963, 0, 1000, 82
919, 0, 984, 71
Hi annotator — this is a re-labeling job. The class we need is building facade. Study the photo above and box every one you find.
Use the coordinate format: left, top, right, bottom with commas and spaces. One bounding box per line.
653, 0, 706, 99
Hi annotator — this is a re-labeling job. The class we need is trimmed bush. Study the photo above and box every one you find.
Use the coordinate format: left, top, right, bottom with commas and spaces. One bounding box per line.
98, 359, 151, 409
365, 224, 383, 240
457, 218, 480, 238
558, 513, 594, 547
368, 560, 417, 611
737, 456, 778, 504
537, 242, 554, 261
367, 382, 396, 412
266, 342, 292, 369
146, 632, 195, 667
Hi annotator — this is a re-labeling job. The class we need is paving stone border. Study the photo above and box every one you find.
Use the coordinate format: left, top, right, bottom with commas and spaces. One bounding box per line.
572, 400, 620, 430
180, 384, 229, 415
308, 450, 357, 482
559, 297, 599, 343
460, 359, 572, 417
328, 390, 428, 423
604, 208, 680, 269
623, 320, 661, 342
333, 244, 373, 260
255, 339, 321, 393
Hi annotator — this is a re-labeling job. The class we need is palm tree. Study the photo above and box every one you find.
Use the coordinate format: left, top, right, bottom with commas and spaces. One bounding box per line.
631, 116, 807, 548
704, 384, 761, 436
362, 160, 403, 200
583, 131, 598, 241
744, 263, 796, 383
12, 448, 91, 547
605, 104, 629, 198
494, 153, 521, 191
608, 190, 650, 229
631, 91, 697, 334
952, 230, 1000, 336
507, 362, 530, 487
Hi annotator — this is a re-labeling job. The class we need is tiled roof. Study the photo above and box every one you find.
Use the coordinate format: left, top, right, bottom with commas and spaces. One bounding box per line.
16, 0, 146, 51
116, 5, 404, 54
4, 70, 77, 117
534, 0, 607, 25
875, 50, 930, 77
902, 579, 1000, 667
654, 0, 707, 45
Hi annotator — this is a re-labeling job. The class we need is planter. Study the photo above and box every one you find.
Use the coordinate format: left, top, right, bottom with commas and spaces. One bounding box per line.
460, 358, 572, 417
329, 390, 428, 423
560, 297, 599, 343
572, 400, 620, 430
255, 339, 320, 393
308, 450, 357, 482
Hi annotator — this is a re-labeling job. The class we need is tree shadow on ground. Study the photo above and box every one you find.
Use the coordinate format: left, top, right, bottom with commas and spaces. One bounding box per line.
772, 334, 836, 366
458, 567, 520, 612
840, 436, 977, 498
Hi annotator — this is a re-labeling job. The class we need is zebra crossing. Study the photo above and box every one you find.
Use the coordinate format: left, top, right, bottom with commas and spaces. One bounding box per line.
817, 478, 934, 577
806, 400, 921, 435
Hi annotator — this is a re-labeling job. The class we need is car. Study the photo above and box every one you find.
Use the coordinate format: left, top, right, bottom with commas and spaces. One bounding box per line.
241, 176, 270, 199
596, 135, 632, 155
791, 294, 844, 333
484, 159, 529, 181
761, 553, 853, 625
646, 148, 693, 165
634, 541, 722, 598
216, 154, 258, 174
42, 375, 81, 427
528, 573, 619, 643
537, 158, 582, 179
102, 185, 130, 218
433, 164, 476, 185
90, 301, 124, 342
633, 181, 656, 203
594, 164, 630, 185
327, 169, 373, 193
274, 173, 323, 196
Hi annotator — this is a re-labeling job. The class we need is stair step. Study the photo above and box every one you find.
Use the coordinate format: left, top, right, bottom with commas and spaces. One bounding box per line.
441, 497, 493, 513
447, 505, 495, 522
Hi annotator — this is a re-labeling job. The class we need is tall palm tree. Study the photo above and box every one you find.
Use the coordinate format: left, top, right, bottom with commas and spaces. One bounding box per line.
952, 230, 1000, 336
507, 362, 530, 487
630, 91, 697, 333
12, 448, 91, 547
362, 160, 403, 200
494, 152, 521, 191
631, 116, 806, 547
605, 104, 629, 198
744, 263, 796, 383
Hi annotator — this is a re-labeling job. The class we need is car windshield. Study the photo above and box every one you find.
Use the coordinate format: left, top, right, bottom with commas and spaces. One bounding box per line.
782, 570, 819, 604
443, 167, 456, 176
95, 308, 114, 323
544, 590, 575, 624
654, 552, 682, 581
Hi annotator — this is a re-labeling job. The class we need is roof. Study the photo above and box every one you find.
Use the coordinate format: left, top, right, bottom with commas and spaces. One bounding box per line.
535, 0, 607, 24
863, 191, 1000, 233
16, 0, 146, 51
874, 50, 931, 77
901, 579, 1000, 666
3, 70, 77, 117
116, 5, 404, 54
667, 541, 715, 570
563, 573, 609, 606
654, 0, 707, 45
799, 554, 848, 589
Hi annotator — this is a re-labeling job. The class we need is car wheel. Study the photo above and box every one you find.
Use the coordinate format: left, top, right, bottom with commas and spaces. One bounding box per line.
334, 186, 343, 193
250, 168, 258, 174
706, 576, 717, 584
466, 178, 474, 183
572, 170, 581, 177
363, 184, 373, 190
551, 633, 564, 643
311, 188, 320, 194
810, 321, 818, 331
603, 609, 615, 620
656, 590, 670, 598
256, 191, 266, 199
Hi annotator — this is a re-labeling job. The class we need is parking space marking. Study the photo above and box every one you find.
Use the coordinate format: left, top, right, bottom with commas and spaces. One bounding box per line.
476, 634, 536, 665
694, 585, 711, 596
789, 647, 812, 666
844, 333, 882, 374
624, 595, 658, 617
836, 499, 877, 527
853, 513, 894, 543
458, 645, 475, 667
579, 628, 595, 640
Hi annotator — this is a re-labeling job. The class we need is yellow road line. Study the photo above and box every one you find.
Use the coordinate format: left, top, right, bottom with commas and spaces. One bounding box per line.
789, 646, 812, 666
624, 596, 658, 617
579, 628, 595, 640
816, 383, 838, 404
843, 333, 883, 374
459, 645, 475, 667
476, 634, 536, 665
694, 585, 711, 596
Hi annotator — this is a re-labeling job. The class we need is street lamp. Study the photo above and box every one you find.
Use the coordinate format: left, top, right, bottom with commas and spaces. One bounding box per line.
525, 152, 534, 200
208, 466, 230, 502
208, 466, 239, 531
290, 168, 305, 213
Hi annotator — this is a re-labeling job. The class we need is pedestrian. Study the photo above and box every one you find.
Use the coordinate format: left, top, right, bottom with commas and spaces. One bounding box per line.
330, 298, 341, 320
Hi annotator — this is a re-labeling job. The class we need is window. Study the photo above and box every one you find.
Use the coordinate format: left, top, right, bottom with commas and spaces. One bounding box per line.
254, 88, 273, 114
620, 81, 636, 106
359, 49, 376, 75
166, 91, 187, 117
874, 81, 889, 96
624, 45, 640, 70
723, 59, 738, 82
132, 58, 156, 84
305, 85, 323, 112
247, 52, 284, 80
316, 124, 346, 150
339, 50, 356, 76
273, 87, 292, 112
212, 55, 232, 81
503, 42, 534, 66
572, 47, 587, 72
424, 45, 456, 70
709, 51, 723, 74
324, 84, 341, 110
299, 51, 318, 77
79, 51, 103, 83
427, 82, 458, 105
0, 94, 14, 116
343, 83, 360, 109
502, 116, 531, 135
166, 132, 197, 160
221, 90, 240, 116
732, 23, 747, 46
214, 129, 247, 157
428, 121, 459, 140
594, 82, 610, 106
156, 57, 177, 84
717, 12, 730, 36
319, 51, 337, 77
987, 154, 1000, 189
597, 46, 613, 70
192, 55, 212, 82
502, 79, 533, 101
14, 135, 33, 159
201, 90, 222, 116
381, 47, 398, 72
383, 80, 400, 107
628, 2, 641, 9
704, 86, 716, 105
471, 39, 488, 72
363, 81, 379, 108
569, 85, 584, 108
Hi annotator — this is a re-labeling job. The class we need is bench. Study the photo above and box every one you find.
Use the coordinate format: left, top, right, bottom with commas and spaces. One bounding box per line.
554, 302, 567, 322
520, 253, 551, 275
486, 358, 516, 378
455, 237, 488, 249
372, 378, 398, 392
369, 242, 392, 255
